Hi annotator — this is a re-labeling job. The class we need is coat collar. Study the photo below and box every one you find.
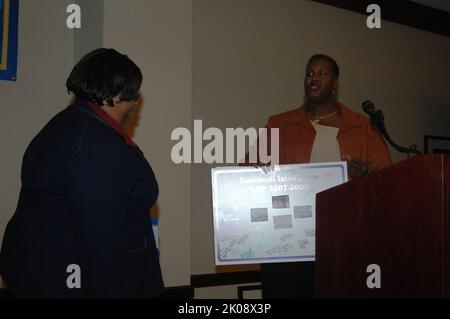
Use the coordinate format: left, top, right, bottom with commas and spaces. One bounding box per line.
72, 99, 151, 169
73, 98, 140, 150
285, 102, 364, 134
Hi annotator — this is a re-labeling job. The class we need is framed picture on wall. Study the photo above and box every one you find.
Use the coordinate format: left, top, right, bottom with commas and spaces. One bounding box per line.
0, 0, 19, 81
424, 135, 450, 154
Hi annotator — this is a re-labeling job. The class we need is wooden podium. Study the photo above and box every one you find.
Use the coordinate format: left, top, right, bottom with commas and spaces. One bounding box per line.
316, 154, 450, 298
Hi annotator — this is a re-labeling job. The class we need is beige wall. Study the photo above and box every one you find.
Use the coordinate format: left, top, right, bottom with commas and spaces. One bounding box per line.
191, 0, 450, 277
103, 0, 192, 287
74, 0, 103, 62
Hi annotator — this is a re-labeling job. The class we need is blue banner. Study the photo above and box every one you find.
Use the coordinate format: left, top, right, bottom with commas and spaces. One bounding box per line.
0, 0, 19, 81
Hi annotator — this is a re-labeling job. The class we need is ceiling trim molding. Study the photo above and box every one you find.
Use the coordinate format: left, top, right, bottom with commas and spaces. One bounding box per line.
310, 0, 450, 38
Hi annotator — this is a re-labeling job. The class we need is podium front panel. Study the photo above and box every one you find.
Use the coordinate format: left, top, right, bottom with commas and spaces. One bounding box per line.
316, 155, 450, 298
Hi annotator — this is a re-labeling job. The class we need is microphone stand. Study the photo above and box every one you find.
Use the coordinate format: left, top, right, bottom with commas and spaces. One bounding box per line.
367, 109, 422, 156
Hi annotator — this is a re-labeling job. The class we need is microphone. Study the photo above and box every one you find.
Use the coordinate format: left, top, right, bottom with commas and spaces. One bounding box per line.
361, 100, 422, 155
362, 100, 376, 115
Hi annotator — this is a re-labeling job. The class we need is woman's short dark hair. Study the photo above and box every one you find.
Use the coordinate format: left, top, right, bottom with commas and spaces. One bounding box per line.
66, 48, 142, 106
307, 54, 340, 79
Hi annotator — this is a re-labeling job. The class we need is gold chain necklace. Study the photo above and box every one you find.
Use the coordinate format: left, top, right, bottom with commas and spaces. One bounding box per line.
308, 109, 337, 123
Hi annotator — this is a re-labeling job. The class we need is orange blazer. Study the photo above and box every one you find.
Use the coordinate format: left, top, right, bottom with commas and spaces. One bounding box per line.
264, 103, 392, 172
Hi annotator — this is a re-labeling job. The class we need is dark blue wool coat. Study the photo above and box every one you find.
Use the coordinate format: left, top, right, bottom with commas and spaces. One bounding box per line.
0, 100, 164, 298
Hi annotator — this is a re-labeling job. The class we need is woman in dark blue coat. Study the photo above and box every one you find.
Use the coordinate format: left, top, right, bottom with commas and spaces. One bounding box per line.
0, 48, 165, 298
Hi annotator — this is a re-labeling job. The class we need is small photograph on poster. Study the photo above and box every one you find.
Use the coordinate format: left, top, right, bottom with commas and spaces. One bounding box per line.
273, 214, 293, 229
294, 205, 313, 219
250, 208, 268, 223
272, 195, 290, 209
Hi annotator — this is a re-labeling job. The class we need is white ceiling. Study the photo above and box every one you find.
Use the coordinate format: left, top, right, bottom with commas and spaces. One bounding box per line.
411, 0, 450, 13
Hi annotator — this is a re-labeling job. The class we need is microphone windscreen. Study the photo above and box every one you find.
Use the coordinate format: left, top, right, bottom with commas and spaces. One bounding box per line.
362, 100, 375, 113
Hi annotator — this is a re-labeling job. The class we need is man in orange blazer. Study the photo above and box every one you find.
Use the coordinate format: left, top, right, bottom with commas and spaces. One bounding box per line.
260, 54, 392, 298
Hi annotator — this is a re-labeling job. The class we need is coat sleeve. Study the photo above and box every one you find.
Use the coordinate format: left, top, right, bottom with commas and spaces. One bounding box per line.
65, 138, 135, 298
241, 118, 274, 166
366, 123, 393, 172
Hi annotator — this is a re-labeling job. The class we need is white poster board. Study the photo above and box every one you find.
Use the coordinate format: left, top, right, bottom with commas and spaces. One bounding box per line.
211, 162, 348, 265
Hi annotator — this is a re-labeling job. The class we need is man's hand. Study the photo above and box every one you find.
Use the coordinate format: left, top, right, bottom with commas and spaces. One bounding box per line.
343, 155, 369, 179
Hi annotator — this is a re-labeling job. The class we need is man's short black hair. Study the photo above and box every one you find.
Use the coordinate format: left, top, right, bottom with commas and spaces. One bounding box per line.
307, 54, 340, 79
66, 48, 142, 106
